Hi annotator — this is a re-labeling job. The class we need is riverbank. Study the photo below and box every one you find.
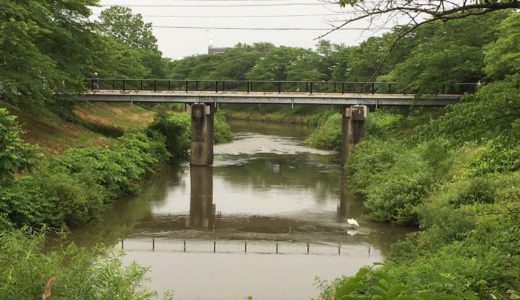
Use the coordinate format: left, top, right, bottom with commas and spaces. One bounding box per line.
321, 76, 520, 299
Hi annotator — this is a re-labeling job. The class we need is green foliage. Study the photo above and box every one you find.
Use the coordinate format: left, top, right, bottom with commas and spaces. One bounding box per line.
214, 111, 234, 144
147, 111, 191, 159
0, 108, 37, 182
0, 229, 154, 300
0, 133, 169, 229
98, 6, 158, 52
384, 12, 509, 93
305, 113, 342, 151
338, 107, 520, 298
484, 13, 520, 80
320, 267, 466, 300
97, 6, 170, 78
470, 140, 520, 175
419, 74, 520, 145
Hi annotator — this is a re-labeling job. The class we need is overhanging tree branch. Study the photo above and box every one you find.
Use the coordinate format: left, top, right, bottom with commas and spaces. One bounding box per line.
317, 0, 519, 80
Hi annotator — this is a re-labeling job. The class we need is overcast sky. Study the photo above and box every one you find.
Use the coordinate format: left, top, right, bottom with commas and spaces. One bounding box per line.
92, 0, 393, 59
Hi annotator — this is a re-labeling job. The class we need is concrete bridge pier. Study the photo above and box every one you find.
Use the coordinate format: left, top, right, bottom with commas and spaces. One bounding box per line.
189, 103, 214, 166
340, 105, 367, 163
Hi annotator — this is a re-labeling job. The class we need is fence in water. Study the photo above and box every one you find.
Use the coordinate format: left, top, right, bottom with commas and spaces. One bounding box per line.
119, 238, 374, 257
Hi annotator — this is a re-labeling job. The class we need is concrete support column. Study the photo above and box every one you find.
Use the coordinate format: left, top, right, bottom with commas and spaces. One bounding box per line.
190, 103, 214, 166
340, 105, 367, 163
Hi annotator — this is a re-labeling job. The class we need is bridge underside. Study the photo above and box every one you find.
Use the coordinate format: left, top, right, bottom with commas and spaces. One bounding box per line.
75, 91, 460, 165
77, 90, 460, 106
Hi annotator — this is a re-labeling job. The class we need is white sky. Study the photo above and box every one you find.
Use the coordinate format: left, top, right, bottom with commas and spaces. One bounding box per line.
92, 0, 393, 59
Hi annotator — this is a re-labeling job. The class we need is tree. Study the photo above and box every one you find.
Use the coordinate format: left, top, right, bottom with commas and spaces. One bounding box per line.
330, 0, 519, 37
381, 12, 508, 92
98, 6, 158, 52
484, 13, 520, 80
0, 0, 98, 104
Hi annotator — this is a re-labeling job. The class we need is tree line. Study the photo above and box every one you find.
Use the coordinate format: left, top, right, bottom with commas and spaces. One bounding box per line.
171, 10, 516, 94
0, 2, 171, 106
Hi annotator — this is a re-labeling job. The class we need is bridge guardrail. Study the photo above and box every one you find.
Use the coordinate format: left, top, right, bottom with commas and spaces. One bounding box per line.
87, 79, 478, 95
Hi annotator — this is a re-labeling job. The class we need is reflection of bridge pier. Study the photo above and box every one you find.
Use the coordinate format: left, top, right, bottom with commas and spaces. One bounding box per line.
337, 171, 350, 220
187, 166, 216, 229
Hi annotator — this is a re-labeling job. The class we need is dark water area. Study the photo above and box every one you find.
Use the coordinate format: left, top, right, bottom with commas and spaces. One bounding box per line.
72, 120, 413, 300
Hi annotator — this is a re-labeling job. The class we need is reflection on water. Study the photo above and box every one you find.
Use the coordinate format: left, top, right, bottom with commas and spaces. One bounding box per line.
73, 120, 413, 300
188, 166, 215, 229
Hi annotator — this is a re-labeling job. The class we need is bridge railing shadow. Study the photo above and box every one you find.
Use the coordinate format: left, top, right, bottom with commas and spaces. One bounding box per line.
87, 79, 477, 95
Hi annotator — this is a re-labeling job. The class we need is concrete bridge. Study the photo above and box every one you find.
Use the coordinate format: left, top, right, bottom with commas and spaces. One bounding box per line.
79, 79, 476, 165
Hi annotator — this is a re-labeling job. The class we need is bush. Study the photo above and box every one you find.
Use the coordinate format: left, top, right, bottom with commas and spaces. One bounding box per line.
305, 113, 342, 150
214, 110, 234, 144
0, 108, 38, 183
147, 111, 191, 159
0, 229, 155, 300
0, 133, 169, 229
470, 140, 520, 175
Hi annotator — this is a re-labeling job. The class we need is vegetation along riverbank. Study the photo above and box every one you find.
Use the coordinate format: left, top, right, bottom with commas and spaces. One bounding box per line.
1, 0, 518, 298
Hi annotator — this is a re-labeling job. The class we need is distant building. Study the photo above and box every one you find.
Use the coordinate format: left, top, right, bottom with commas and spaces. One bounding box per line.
208, 46, 228, 55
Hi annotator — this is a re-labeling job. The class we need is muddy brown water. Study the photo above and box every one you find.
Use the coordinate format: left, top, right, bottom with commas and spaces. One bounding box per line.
73, 120, 412, 300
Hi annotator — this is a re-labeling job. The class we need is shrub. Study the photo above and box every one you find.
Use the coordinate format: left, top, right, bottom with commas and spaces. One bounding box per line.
470, 140, 520, 175
0, 132, 169, 229
147, 111, 191, 159
305, 113, 342, 150
0, 108, 38, 183
0, 229, 155, 300
214, 110, 234, 143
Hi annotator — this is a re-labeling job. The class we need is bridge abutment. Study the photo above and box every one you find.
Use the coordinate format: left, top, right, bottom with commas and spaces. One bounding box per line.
340, 105, 367, 163
190, 103, 214, 166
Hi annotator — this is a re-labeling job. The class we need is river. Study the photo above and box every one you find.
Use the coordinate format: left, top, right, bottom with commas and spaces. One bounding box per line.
73, 120, 411, 300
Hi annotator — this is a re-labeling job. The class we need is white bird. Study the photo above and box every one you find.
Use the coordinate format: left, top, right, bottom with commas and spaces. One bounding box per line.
347, 218, 359, 228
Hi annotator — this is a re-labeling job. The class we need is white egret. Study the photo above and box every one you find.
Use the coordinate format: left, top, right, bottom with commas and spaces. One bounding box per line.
347, 218, 359, 228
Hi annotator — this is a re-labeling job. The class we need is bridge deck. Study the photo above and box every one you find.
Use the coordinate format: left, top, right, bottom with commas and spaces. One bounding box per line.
78, 90, 461, 106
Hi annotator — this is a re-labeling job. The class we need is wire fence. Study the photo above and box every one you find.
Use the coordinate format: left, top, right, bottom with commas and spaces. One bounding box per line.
119, 238, 374, 257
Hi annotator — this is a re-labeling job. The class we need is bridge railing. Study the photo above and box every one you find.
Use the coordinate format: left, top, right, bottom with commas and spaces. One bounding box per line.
86, 79, 477, 95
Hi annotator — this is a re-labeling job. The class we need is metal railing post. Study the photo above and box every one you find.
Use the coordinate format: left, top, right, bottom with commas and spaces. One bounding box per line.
195, 81, 199, 91
310, 82, 313, 94
278, 81, 281, 94
341, 82, 344, 94
371, 82, 375, 94
185, 80, 189, 93
154, 80, 157, 92
215, 81, 218, 93
168, 80, 171, 91
246, 81, 250, 93
122, 80, 126, 91
140, 80, 143, 91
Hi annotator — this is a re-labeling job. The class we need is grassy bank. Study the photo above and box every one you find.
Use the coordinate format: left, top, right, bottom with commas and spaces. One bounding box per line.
320, 76, 520, 299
